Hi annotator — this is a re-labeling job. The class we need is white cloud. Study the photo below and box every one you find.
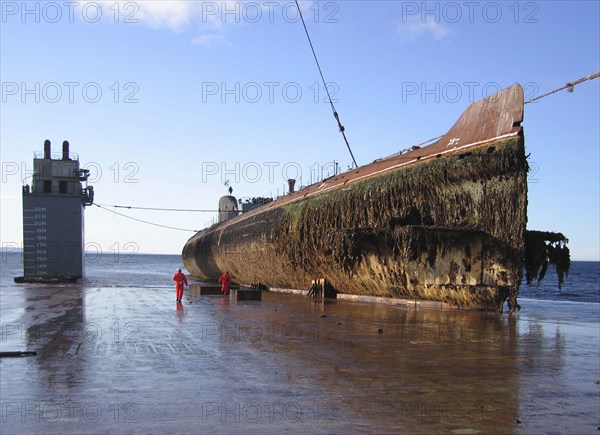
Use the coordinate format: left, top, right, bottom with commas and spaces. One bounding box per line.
76, 1, 306, 46
133, 1, 197, 31
77, 1, 234, 32
396, 17, 454, 42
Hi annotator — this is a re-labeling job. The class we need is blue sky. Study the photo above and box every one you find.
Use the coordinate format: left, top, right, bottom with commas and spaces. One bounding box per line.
1, 0, 599, 260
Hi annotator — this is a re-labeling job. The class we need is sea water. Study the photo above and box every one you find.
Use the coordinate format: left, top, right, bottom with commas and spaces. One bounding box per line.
2, 251, 597, 303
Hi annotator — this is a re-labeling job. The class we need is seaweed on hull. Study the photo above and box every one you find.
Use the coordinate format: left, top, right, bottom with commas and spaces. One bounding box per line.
524, 230, 571, 289
183, 84, 573, 313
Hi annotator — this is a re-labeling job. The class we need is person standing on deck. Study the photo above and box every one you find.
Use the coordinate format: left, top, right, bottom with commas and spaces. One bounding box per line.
173, 268, 188, 302
219, 271, 231, 295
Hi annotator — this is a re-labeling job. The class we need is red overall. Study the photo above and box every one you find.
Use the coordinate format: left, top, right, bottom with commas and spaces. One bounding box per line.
173, 271, 188, 301
219, 273, 231, 295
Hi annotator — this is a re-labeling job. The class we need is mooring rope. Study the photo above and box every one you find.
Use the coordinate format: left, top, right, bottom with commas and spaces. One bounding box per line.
525, 71, 600, 104
93, 203, 197, 232
294, 0, 358, 169
388, 71, 600, 159
96, 202, 218, 213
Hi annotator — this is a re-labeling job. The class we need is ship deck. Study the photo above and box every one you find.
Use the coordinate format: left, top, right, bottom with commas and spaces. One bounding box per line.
1, 281, 598, 434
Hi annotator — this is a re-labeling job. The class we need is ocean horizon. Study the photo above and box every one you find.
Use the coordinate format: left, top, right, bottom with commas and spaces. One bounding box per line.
2, 250, 598, 304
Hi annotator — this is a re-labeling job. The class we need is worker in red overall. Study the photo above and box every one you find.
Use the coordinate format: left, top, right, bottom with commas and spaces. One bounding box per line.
173, 268, 188, 302
219, 271, 231, 295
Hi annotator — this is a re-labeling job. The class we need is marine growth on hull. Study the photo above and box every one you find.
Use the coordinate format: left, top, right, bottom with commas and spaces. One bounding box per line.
182, 84, 571, 312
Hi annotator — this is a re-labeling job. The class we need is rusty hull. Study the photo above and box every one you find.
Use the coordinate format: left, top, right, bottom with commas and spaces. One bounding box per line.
183, 84, 527, 309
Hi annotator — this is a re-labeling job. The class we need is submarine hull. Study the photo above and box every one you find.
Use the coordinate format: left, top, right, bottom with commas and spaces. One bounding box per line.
183, 85, 527, 310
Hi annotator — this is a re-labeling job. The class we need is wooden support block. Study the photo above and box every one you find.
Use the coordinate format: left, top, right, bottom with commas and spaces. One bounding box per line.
236, 289, 262, 301
188, 284, 222, 295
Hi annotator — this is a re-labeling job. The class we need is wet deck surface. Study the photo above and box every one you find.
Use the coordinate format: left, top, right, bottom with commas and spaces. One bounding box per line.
1, 284, 598, 434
